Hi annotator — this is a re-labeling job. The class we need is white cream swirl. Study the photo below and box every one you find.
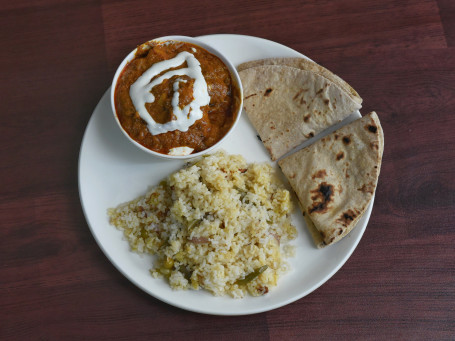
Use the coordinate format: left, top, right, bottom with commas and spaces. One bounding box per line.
129, 51, 210, 135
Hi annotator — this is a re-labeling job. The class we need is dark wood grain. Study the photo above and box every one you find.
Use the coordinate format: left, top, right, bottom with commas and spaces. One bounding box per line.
1, 0, 454, 339
438, 0, 455, 46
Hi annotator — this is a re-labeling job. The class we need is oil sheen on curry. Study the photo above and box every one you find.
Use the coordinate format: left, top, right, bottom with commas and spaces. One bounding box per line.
114, 40, 240, 156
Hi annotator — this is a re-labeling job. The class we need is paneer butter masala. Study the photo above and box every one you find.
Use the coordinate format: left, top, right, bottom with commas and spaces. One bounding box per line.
114, 40, 240, 155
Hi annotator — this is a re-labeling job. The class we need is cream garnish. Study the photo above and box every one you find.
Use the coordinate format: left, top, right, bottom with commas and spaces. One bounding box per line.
168, 146, 194, 156
129, 51, 210, 135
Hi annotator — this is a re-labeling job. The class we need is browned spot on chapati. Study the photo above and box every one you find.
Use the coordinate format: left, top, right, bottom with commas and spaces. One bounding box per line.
244, 93, 257, 100
357, 183, 375, 194
336, 152, 344, 160
323, 99, 329, 105
309, 182, 334, 214
334, 134, 339, 140
293, 88, 308, 101
311, 169, 327, 179
342, 136, 351, 145
264, 88, 273, 97
304, 115, 310, 123
305, 132, 315, 139
370, 141, 379, 150
336, 209, 359, 227
316, 88, 323, 95
366, 124, 378, 133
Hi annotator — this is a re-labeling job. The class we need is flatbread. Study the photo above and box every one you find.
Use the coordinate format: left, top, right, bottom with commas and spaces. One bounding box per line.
278, 112, 384, 248
238, 57, 362, 106
239, 64, 362, 160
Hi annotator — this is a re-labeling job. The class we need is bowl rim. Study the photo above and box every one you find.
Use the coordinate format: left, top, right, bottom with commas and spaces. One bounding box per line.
110, 35, 243, 160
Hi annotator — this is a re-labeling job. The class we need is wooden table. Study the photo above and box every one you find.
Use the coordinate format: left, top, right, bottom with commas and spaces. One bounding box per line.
1, 0, 454, 339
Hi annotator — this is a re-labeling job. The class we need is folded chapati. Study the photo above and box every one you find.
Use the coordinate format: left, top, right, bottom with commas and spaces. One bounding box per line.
238, 57, 362, 106
239, 62, 362, 160
278, 112, 384, 248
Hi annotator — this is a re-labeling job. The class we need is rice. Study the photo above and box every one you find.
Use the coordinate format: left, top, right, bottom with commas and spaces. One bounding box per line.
108, 150, 297, 298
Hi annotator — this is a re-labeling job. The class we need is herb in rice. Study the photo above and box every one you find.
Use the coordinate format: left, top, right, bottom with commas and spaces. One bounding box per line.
108, 150, 297, 298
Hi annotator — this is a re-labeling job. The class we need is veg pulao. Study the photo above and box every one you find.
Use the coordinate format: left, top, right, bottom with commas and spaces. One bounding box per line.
108, 151, 297, 298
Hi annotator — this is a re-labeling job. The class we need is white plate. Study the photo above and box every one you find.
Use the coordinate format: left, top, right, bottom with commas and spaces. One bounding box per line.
79, 34, 372, 315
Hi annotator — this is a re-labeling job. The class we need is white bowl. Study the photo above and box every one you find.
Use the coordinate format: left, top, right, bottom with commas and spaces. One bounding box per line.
110, 35, 243, 160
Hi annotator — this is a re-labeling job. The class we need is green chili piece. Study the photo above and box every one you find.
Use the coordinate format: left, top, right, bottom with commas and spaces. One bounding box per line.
236, 265, 268, 285
188, 219, 202, 229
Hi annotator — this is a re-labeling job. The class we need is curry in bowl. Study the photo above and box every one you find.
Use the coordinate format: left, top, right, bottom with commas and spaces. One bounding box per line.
113, 38, 242, 156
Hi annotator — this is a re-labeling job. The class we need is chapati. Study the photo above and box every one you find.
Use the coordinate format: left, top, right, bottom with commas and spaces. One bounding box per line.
237, 57, 362, 106
239, 64, 362, 160
278, 112, 384, 248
